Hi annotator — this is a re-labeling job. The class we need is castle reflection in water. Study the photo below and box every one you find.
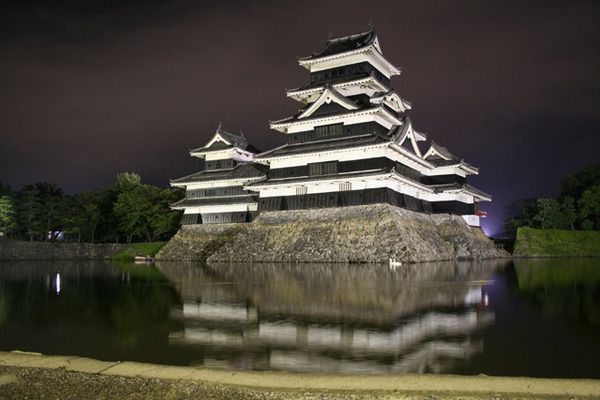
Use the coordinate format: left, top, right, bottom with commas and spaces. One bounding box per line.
159, 262, 502, 373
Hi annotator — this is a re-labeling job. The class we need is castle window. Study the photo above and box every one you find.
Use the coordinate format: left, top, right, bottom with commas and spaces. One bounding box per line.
339, 182, 352, 191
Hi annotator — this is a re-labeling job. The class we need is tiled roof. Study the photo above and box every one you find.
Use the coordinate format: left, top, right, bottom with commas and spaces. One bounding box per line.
247, 168, 391, 187
171, 194, 258, 208
431, 183, 491, 199
254, 134, 389, 159
190, 128, 249, 153
299, 28, 376, 60
170, 163, 267, 184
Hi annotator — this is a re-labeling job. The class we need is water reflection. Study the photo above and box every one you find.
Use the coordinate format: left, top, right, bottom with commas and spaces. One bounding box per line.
158, 261, 503, 373
514, 258, 600, 327
4, 258, 598, 376
0, 261, 181, 361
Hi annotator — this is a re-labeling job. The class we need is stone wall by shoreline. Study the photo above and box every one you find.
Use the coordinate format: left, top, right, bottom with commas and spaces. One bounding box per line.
156, 204, 507, 263
0, 238, 125, 260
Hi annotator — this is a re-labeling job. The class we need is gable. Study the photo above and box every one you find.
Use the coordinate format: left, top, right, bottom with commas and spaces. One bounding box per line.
298, 87, 358, 119
393, 121, 423, 157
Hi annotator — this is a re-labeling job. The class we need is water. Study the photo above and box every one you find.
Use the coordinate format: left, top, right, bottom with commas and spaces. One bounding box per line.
0, 259, 599, 377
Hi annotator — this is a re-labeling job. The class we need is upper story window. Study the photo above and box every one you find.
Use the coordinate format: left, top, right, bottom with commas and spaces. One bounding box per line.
314, 123, 343, 138
310, 62, 390, 87
308, 161, 338, 176
205, 159, 235, 170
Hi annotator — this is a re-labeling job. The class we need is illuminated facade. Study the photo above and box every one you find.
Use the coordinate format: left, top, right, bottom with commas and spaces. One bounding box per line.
171, 28, 490, 226
170, 125, 266, 224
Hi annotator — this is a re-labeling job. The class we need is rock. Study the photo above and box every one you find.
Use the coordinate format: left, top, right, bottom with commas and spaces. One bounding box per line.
157, 204, 508, 263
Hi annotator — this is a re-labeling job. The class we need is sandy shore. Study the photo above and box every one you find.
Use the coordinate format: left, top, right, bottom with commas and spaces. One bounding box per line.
1, 351, 599, 399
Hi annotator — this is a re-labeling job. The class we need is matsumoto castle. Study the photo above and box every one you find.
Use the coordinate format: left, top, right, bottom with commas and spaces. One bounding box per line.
170, 28, 490, 228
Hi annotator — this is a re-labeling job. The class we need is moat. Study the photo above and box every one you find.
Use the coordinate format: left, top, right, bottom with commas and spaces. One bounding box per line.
0, 259, 599, 378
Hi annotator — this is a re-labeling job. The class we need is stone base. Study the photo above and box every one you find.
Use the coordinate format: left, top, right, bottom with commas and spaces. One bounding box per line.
157, 204, 507, 263
0, 241, 125, 261
155, 223, 244, 261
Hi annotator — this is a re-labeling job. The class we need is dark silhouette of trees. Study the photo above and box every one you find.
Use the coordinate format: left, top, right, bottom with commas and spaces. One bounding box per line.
5, 174, 183, 243
506, 164, 600, 235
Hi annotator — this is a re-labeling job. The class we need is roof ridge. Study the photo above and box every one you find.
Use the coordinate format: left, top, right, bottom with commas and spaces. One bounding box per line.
327, 26, 375, 44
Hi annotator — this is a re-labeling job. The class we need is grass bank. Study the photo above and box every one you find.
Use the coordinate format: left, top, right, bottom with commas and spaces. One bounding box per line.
514, 227, 600, 257
112, 242, 166, 262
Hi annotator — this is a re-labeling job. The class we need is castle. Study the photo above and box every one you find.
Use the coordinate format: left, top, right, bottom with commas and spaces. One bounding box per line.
170, 28, 490, 228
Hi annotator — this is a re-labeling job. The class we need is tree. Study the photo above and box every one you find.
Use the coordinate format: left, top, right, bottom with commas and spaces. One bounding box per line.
579, 185, 600, 230
559, 196, 577, 231
534, 198, 562, 229
0, 195, 16, 237
0, 182, 11, 197
17, 185, 44, 241
147, 187, 182, 241
60, 196, 85, 242
559, 164, 600, 201
114, 185, 153, 243
116, 172, 141, 191
33, 183, 65, 239
504, 198, 540, 236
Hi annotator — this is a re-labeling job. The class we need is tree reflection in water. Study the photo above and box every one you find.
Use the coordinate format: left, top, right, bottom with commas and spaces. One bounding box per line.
5, 258, 598, 376
0, 261, 181, 362
515, 258, 600, 327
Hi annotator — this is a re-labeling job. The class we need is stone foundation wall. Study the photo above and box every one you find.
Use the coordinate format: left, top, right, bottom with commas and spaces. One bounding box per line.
157, 204, 507, 263
155, 223, 244, 261
0, 239, 125, 260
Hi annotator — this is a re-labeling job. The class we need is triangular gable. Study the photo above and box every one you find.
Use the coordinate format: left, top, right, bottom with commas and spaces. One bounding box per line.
393, 119, 422, 157
203, 131, 233, 148
372, 36, 382, 53
298, 86, 358, 119
423, 142, 454, 161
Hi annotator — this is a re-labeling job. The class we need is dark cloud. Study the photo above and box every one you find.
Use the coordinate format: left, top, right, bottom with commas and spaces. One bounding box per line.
1, 0, 599, 235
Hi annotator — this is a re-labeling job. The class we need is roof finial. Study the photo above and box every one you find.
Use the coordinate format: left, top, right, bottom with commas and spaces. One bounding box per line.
217, 121, 222, 132
368, 20, 374, 31
240, 128, 245, 138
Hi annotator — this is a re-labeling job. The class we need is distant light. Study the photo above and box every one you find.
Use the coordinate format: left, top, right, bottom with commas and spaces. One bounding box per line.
55, 273, 61, 294
484, 293, 489, 307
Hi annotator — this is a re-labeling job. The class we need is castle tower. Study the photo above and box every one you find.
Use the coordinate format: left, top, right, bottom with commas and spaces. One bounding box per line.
170, 125, 266, 224
248, 28, 490, 226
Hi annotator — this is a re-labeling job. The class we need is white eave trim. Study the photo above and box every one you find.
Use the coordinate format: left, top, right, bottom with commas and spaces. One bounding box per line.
256, 140, 389, 162
442, 187, 491, 202
286, 76, 388, 101
248, 171, 393, 191
388, 143, 436, 170
270, 106, 401, 133
298, 45, 401, 78
297, 87, 358, 119
170, 176, 265, 189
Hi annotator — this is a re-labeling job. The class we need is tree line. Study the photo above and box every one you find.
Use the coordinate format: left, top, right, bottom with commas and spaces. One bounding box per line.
0, 173, 183, 243
505, 164, 600, 236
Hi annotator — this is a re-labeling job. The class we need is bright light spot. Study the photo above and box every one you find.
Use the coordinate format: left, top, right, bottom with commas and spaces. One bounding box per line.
55, 273, 61, 294
484, 293, 489, 307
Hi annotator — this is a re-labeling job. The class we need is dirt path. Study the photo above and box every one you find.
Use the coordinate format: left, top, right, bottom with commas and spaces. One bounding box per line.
1, 351, 599, 399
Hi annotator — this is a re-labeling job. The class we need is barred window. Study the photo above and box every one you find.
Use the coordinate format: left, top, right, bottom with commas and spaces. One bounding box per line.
181, 214, 199, 225
308, 161, 337, 176
309, 163, 323, 176
339, 182, 352, 191
314, 123, 343, 138
296, 186, 307, 195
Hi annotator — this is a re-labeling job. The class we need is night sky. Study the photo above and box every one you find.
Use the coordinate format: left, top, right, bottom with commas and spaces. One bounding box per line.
1, 1, 600, 235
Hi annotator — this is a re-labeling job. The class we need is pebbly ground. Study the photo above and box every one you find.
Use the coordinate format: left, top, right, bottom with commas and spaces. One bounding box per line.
1, 352, 598, 400
0, 366, 597, 400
